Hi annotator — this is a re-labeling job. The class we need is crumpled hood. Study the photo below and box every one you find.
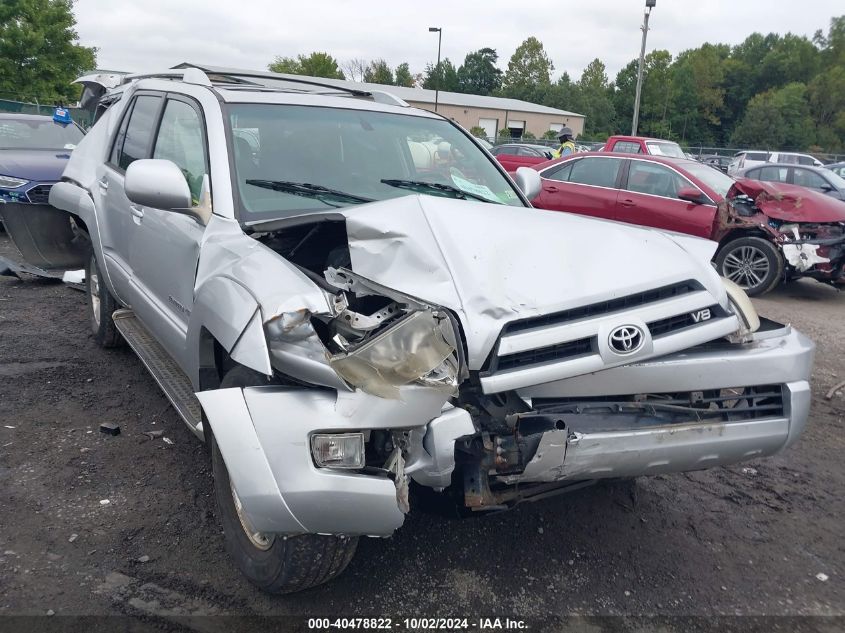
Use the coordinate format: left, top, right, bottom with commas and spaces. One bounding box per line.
731, 178, 845, 223
343, 195, 725, 368
0, 149, 71, 183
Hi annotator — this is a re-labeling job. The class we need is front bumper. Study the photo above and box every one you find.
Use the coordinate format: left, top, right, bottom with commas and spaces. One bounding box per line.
197, 322, 813, 536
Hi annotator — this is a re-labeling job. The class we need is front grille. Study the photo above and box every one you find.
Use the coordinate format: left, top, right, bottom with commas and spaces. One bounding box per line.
26, 184, 52, 204
534, 385, 785, 424
504, 280, 703, 335
494, 337, 593, 372
648, 305, 727, 338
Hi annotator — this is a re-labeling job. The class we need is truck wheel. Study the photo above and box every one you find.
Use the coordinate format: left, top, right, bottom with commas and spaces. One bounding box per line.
209, 366, 359, 593
715, 237, 783, 296
85, 252, 123, 347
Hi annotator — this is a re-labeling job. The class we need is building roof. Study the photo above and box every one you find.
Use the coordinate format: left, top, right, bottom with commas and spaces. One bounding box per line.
173, 63, 584, 119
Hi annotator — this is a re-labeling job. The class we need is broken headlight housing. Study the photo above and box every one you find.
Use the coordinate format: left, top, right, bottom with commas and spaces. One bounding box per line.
722, 277, 760, 341
329, 309, 460, 399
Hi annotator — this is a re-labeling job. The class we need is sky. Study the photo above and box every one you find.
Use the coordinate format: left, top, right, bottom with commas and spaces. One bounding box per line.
72, 0, 843, 82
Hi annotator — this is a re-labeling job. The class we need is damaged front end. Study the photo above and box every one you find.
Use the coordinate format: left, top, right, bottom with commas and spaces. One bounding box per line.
717, 180, 845, 286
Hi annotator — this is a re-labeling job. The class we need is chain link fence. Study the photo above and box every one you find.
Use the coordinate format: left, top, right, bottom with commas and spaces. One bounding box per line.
0, 96, 93, 129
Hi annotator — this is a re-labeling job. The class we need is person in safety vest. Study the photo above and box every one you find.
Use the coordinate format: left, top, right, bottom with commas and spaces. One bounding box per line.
553, 127, 577, 158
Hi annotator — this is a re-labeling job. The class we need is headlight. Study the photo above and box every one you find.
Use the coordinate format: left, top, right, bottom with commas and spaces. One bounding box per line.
0, 174, 29, 189
722, 277, 760, 339
329, 309, 459, 399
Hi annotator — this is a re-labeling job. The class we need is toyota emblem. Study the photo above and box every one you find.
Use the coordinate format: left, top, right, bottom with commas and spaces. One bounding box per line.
608, 325, 645, 355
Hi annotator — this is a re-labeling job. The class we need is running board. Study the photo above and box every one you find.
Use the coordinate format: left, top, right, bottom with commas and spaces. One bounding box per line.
112, 309, 204, 438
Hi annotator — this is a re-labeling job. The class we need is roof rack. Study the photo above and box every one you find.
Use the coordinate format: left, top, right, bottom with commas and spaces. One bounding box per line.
123, 68, 212, 87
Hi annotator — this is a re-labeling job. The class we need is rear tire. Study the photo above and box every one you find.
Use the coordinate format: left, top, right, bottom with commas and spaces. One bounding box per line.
85, 252, 123, 347
715, 237, 783, 296
210, 366, 359, 594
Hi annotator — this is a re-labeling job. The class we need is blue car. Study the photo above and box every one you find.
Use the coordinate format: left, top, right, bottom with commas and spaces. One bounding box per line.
0, 111, 87, 269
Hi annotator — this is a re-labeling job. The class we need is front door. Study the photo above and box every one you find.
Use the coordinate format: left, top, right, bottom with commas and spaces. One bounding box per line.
127, 96, 209, 363
534, 156, 623, 220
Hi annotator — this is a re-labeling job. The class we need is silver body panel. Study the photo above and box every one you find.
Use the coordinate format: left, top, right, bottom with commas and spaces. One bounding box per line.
47, 73, 816, 538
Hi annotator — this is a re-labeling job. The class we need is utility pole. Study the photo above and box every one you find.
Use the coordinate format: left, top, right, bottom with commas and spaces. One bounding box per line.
429, 27, 443, 112
632, 0, 656, 136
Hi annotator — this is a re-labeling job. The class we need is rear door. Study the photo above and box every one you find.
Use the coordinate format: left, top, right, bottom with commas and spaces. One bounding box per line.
99, 93, 164, 303
128, 95, 209, 361
616, 159, 716, 238
533, 156, 623, 219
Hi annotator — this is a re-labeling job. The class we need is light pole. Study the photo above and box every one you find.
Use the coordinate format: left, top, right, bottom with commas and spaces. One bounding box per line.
429, 27, 442, 112
631, 0, 656, 136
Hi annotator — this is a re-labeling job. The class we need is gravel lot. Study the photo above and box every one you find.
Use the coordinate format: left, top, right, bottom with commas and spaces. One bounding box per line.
0, 233, 843, 627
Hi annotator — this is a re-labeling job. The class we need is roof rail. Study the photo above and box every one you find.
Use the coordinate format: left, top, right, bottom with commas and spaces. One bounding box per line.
174, 64, 371, 97
123, 68, 212, 87
368, 91, 409, 107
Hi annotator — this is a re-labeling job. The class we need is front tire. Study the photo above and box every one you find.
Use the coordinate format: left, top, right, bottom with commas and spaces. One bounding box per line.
715, 237, 783, 296
210, 366, 359, 593
85, 252, 123, 347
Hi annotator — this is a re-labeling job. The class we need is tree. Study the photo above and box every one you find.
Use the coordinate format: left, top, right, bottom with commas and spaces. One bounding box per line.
730, 91, 785, 148
422, 58, 460, 92
808, 66, 845, 151
569, 58, 617, 137
500, 37, 553, 102
771, 82, 815, 148
268, 52, 345, 79
469, 125, 488, 138
456, 48, 502, 95
394, 62, 414, 87
0, 0, 96, 103
542, 129, 559, 140
342, 58, 367, 82
364, 59, 394, 85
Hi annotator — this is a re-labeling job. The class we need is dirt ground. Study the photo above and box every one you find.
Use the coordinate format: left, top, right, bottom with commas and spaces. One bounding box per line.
0, 233, 843, 628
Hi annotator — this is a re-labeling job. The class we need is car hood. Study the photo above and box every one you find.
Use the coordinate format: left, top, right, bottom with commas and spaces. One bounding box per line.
731, 178, 845, 223
0, 149, 71, 182
341, 195, 725, 368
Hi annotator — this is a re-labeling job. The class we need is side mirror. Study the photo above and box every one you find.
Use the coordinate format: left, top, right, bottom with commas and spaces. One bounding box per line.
514, 166, 542, 201
125, 159, 202, 222
677, 186, 707, 205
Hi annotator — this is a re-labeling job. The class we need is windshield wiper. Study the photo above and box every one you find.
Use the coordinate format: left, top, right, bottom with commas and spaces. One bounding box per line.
380, 179, 502, 204
246, 179, 374, 207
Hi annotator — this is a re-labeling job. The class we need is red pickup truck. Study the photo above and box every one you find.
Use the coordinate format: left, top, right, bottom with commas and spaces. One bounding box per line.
603, 135, 686, 158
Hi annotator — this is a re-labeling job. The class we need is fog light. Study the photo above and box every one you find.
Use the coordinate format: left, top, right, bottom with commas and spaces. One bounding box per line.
311, 433, 365, 469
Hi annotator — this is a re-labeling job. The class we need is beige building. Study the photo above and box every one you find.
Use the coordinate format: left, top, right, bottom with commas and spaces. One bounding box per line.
176, 63, 585, 140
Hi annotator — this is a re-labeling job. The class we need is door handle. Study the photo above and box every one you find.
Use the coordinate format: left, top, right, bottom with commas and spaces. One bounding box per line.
129, 205, 144, 220
98, 178, 109, 192
619, 198, 636, 207
544, 185, 559, 193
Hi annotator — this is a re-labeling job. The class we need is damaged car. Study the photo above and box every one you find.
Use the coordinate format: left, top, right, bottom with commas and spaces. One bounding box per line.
531, 153, 845, 295
10, 65, 814, 594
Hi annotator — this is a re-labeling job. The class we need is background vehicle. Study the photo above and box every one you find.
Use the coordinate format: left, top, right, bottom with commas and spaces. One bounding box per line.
0, 112, 87, 269
531, 153, 845, 295
727, 150, 770, 176
767, 152, 824, 167
5, 67, 814, 595
702, 154, 732, 173
601, 135, 686, 158
825, 161, 845, 178
490, 143, 554, 172
739, 164, 845, 201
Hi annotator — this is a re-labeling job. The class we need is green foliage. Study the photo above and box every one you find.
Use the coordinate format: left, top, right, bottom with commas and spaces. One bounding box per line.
422, 58, 460, 92
521, 131, 536, 140
500, 37, 553, 102
0, 0, 96, 103
394, 62, 414, 87
542, 129, 559, 140
568, 58, 617, 137
364, 59, 393, 85
469, 126, 488, 138
456, 48, 502, 96
268, 52, 345, 79
497, 128, 512, 140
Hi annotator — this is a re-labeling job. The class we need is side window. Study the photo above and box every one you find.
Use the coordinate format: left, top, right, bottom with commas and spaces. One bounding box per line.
517, 146, 539, 157
612, 141, 641, 154
756, 166, 788, 183
118, 95, 162, 171
568, 158, 622, 188
626, 161, 687, 199
153, 99, 208, 205
793, 169, 827, 190
109, 100, 135, 165
497, 146, 518, 155
543, 162, 573, 183
798, 155, 816, 166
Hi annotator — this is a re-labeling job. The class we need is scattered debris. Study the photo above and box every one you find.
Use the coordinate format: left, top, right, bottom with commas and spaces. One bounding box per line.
825, 380, 845, 400
137, 555, 150, 563
742, 467, 758, 476
538, 527, 544, 534
99, 422, 121, 436
816, 573, 829, 582
721, 586, 728, 591
62, 269, 85, 285
68, 534, 78, 543
624, 590, 631, 597
46, 609, 55, 616
4, 425, 15, 429
162, 437, 174, 445
142, 430, 164, 440
99, 499, 111, 506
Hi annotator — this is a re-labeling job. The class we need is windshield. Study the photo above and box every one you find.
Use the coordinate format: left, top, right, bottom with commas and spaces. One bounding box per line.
825, 169, 845, 190
0, 118, 84, 150
683, 161, 736, 199
228, 104, 524, 221
646, 141, 685, 158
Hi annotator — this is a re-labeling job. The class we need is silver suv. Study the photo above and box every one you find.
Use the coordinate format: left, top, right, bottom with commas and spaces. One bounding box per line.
20, 66, 814, 593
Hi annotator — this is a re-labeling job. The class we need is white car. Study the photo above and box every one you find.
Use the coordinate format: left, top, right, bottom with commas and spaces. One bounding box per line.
727, 150, 770, 176
767, 152, 824, 168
